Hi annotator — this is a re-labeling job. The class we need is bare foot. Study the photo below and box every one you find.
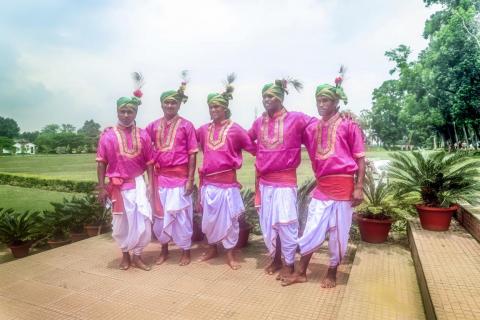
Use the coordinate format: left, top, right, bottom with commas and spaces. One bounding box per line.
281, 272, 307, 286
320, 266, 337, 288
226, 249, 241, 270
155, 244, 169, 265
119, 252, 131, 270
132, 255, 151, 271
276, 264, 294, 281
264, 259, 282, 275
198, 245, 218, 262
179, 250, 191, 266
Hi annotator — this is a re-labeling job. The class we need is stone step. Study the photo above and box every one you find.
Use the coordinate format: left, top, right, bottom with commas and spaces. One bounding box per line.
457, 204, 480, 243
337, 242, 425, 319
408, 219, 480, 320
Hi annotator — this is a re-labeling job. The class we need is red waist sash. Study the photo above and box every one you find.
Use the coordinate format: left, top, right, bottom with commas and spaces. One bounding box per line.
255, 168, 297, 207
315, 175, 354, 201
153, 165, 189, 218
107, 177, 135, 214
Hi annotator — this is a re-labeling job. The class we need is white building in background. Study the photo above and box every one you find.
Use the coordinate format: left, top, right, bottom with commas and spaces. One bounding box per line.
2, 142, 37, 154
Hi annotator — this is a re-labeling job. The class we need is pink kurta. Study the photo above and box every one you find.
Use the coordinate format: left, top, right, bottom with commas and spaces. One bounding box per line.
303, 113, 366, 200
248, 109, 313, 187
96, 125, 153, 190
197, 120, 256, 188
145, 116, 199, 187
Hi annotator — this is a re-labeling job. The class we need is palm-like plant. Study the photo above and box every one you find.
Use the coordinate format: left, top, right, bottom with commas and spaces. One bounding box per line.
240, 188, 259, 234
297, 178, 316, 235
0, 209, 44, 246
358, 167, 394, 219
389, 151, 480, 208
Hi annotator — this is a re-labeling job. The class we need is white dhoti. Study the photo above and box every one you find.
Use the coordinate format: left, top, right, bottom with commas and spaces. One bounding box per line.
201, 185, 244, 249
111, 176, 152, 255
153, 186, 193, 250
259, 184, 298, 265
298, 199, 353, 266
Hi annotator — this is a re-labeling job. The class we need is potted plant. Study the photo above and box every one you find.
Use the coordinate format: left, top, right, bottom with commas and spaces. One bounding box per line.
355, 166, 396, 243
191, 185, 205, 242
389, 151, 480, 231
0, 209, 43, 258
235, 188, 258, 248
42, 209, 72, 248
50, 197, 89, 242
81, 193, 112, 237
297, 178, 316, 237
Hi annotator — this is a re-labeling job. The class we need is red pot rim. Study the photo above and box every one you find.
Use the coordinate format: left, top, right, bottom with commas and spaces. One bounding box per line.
356, 214, 394, 224
415, 204, 459, 212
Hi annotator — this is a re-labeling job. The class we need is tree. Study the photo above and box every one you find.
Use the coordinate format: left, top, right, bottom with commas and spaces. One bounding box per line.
0, 117, 20, 138
60, 124, 76, 133
77, 120, 101, 151
41, 124, 60, 134
0, 137, 15, 154
369, 80, 407, 149
19, 131, 40, 143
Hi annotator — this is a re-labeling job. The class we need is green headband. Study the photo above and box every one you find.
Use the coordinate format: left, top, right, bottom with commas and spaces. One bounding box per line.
116, 96, 141, 111
262, 82, 285, 101
315, 84, 348, 104
160, 89, 188, 104
207, 93, 232, 118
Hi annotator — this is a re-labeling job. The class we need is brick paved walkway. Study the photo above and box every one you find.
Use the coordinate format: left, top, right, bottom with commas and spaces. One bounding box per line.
337, 243, 425, 320
409, 219, 480, 320
0, 235, 355, 320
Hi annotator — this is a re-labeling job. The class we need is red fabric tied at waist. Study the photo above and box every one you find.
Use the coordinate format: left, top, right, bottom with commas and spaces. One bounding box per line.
107, 177, 135, 215
315, 175, 354, 201
255, 168, 297, 207
200, 169, 239, 187
152, 165, 189, 218
155, 164, 189, 178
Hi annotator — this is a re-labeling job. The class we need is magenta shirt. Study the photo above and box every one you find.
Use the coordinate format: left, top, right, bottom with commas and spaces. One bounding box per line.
145, 116, 198, 187
96, 126, 153, 189
303, 113, 366, 199
198, 120, 256, 188
249, 109, 313, 187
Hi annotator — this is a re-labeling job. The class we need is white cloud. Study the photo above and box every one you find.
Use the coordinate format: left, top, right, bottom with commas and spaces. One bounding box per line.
1, 0, 437, 131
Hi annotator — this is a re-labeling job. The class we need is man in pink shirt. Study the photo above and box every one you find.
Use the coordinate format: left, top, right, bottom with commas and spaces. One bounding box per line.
282, 77, 366, 288
249, 79, 313, 280
146, 80, 198, 266
197, 75, 256, 269
96, 94, 154, 271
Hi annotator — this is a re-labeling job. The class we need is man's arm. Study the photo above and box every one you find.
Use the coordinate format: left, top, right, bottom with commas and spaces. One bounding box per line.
185, 153, 196, 196
96, 162, 108, 204
352, 157, 365, 207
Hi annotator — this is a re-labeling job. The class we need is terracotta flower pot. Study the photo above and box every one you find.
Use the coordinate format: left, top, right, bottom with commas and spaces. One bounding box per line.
356, 214, 393, 244
9, 242, 32, 258
47, 238, 72, 249
70, 232, 89, 242
84, 225, 103, 237
415, 204, 458, 231
236, 223, 252, 248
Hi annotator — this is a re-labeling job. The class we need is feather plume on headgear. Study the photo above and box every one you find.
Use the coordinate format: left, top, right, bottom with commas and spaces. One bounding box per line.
177, 70, 189, 103
131, 72, 145, 98
315, 65, 348, 104
263, 77, 303, 101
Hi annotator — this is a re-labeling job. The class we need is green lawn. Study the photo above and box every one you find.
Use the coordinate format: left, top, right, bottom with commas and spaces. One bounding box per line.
0, 185, 77, 212
0, 150, 392, 191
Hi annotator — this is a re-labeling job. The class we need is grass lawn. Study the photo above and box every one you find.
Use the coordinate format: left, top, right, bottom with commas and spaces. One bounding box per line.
0, 151, 391, 189
0, 185, 77, 212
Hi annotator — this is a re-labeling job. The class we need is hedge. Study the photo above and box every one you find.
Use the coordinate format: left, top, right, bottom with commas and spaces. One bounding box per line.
0, 173, 95, 193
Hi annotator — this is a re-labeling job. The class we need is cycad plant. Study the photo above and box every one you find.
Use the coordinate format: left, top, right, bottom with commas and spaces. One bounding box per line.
0, 209, 43, 246
240, 188, 260, 235
389, 151, 480, 208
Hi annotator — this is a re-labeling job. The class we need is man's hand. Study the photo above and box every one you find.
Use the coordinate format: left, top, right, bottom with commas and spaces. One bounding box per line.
351, 186, 364, 207
97, 187, 109, 205
184, 180, 194, 196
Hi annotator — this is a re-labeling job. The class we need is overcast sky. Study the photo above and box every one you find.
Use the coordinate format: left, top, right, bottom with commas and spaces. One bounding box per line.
0, 0, 438, 132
